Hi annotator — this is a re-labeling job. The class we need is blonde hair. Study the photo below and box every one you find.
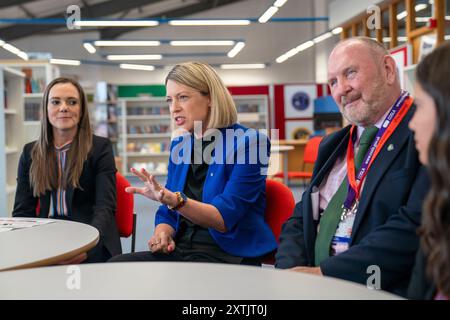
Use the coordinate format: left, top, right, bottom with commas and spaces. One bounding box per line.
30, 77, 93, 196
165, 61, 237, 129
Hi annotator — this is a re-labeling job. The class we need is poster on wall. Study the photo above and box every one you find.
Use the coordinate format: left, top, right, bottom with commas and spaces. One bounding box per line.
285, 120, 314, 140
283, 85, 317, 119
418, 34, 437, 61
389, 44, 412, 90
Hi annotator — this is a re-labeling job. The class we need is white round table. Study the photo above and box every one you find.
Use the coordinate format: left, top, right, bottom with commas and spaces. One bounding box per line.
0, 218, 99, 271
0, 262, 402, 299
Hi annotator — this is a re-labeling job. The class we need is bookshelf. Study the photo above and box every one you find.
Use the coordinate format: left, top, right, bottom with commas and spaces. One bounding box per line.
118, 97, 172, 176
94, 82, 119, 155
0, 66, 25, 216
0, 60, 60, 143
234, 95, 269, 130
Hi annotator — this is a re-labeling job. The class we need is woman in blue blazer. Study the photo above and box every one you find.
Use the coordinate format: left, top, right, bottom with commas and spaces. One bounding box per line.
110, 62, 276, 265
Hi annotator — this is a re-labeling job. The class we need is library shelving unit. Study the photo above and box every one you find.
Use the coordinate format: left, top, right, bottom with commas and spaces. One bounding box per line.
233, 95, 269, 130
0, 60, 60, 143
0, 66, 25, 216
118, 97, 172, 177
94, 82, 119, 156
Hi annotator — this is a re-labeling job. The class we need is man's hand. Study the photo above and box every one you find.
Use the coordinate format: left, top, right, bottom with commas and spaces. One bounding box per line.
289, 266, 323, 275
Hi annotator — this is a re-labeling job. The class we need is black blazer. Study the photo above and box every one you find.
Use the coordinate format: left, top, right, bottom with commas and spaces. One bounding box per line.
407, 248, 436, 299
13, 135, 122, 260
275, 106, 430, 296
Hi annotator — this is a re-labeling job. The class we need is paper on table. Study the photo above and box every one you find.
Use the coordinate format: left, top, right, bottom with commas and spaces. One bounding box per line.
0, 218, 54, 231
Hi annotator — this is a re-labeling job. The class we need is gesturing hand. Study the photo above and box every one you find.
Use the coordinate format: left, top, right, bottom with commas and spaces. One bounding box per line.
125, 168, 166, 202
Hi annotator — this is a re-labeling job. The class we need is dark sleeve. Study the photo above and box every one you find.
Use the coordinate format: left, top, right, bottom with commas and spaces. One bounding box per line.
12, 144, 38, 217
407, 248, 435, 300
275, 198, 310, 268
90, 139, 117, 241
320, 166, 429, 294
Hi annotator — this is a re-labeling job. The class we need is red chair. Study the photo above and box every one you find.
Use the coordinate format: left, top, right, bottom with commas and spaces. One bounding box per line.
274, 136, 322, 185
115, 172, 137, 252
263, 179, 296, 265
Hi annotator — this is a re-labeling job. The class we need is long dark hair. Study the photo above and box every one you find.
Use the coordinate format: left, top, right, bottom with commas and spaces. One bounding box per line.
417, 41, 450, 296
30, 77, 93, 196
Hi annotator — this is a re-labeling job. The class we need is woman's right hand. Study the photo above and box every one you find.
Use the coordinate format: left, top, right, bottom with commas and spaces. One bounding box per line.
125, 168, 166, 202
148, 230, 176, 254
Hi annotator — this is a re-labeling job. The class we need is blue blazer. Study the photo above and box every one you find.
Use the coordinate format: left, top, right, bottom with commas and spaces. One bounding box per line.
155, 123, 277, 257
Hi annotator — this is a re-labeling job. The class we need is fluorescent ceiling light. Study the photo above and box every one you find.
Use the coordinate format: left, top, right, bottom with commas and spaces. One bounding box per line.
313, 32, 333, 44
50, 58, 81, 66
106, 54, 162, 61
17, 51, 28, 60
120, 63, 155, 71
276, 40, 314, 63
169, 20, 251, 26
0, 39, 5, 46
2, 43, 21, 55
397, 3, 428, 20
83, 43, 96, 54
274, 0, 288, 7
93, 40, 161, 46
396, 11, 407, 20
170, 40, 235, 46
75, 20, 159, 27
415, 4, 428, 12
445, 35, 450, 40
332, 27, 343, 35
220, 64, 266, 70
383, 36, 408, 42
258, 6, 279, 23
227, 42, 246, 58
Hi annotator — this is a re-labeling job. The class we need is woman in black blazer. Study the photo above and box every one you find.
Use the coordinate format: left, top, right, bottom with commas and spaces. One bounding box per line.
408, 42, 450, 300
13, 77, 121, 263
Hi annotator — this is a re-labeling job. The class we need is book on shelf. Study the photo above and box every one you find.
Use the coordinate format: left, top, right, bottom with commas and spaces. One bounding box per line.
130, 161, 168, 174
22, 68, 45, 94
126, 106, 169, 116
126, 142, 169, 153
127, 124, 170, 134
24, 101, 41, 121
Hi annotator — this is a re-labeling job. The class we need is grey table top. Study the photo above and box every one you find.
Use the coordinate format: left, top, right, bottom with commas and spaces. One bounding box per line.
0, 262, 402, 300
0, 218, 99, 271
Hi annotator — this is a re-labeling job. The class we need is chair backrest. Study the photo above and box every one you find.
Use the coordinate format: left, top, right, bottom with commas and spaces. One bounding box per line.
265, 179, 296, 243
115, 172, 134, 238
303, 136, 323, 164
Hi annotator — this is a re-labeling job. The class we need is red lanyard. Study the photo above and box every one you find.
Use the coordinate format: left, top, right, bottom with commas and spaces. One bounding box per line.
345, 96, 414, 202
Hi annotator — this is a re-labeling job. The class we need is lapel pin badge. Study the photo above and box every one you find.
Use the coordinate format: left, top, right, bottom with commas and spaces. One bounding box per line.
387, 144, 394, 151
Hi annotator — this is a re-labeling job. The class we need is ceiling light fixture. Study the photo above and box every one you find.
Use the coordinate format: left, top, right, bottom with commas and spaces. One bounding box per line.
258, 6, 279, 23
120, 63, 155, 71
75, 20, 159, 27
106, 54, 162, 61
93, 40, 161, 47
49, 58, 81, 66
170, 40, 235, 46
83, 43, 96, 54
227, 42, 246, 58
169, 19, 251, 26
220, 63, 266, 69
